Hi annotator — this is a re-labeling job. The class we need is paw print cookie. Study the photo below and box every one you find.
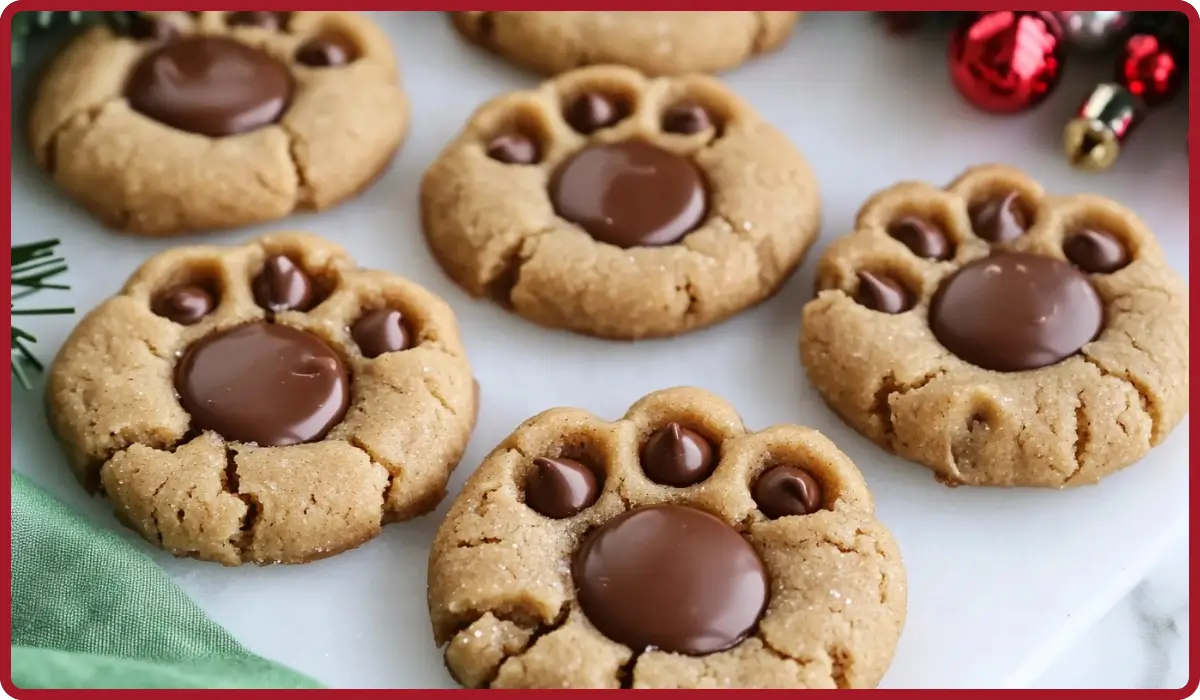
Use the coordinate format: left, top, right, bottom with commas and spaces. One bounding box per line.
28, 12, 408, 236
450, 12, 799, 76
46, 233, 477, 565
427, 387, 905, 689
801, 165, 1189, 488
421, 65, 821, 339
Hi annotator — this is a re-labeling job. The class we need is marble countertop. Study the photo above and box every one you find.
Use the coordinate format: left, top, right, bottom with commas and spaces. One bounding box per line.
1034, 533, 1189, 690
9, 13, 1188, 690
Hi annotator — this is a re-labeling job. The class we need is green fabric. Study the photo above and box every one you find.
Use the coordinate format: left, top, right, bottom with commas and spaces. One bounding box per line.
10, 473, 322, 689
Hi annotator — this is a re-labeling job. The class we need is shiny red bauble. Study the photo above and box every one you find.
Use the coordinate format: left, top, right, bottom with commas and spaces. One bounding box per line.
1119, 33, 1183, 106
949, 11, 1066, 114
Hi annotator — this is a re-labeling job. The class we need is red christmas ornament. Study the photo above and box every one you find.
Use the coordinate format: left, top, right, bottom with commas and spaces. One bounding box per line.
1119, 33, 1183, 106
948, 11, 1066, 114
1063, 16, 1187, 172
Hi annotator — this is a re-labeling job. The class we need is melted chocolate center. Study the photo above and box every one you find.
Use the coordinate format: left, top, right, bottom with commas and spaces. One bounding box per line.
175, 322, 349, 446
929, 252, 1104, 372
572, 504, 768, 655
550, 141, 707, 249
126, 36, 293, 137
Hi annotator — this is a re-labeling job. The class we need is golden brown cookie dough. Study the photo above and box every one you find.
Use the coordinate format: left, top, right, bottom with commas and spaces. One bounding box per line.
801, 165, 1190, 488
29, 12, 408, 236
47, 232, 477, 565
450, 12, 799, 76
427, 387, 906, 689
421, 65, 821, 339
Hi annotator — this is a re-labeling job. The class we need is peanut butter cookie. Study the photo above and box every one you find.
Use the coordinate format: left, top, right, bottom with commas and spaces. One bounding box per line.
450, 12, 799, 76
47, 232, 477, 565
801, 165, 1189, 487
421, 65, 821, 339
427, 387, 905, 689
29, 11, 408, 236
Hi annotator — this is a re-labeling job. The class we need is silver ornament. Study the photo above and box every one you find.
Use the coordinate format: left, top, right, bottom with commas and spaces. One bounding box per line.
1056, 11, 1132, 50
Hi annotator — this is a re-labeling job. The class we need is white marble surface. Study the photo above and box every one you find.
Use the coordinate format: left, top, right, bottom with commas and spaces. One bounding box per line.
1035, 533, 1189, 690
9, 12, 1190, 690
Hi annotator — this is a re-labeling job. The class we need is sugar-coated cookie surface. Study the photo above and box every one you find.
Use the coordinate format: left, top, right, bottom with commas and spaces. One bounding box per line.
47, 233, 477, 565
427, 387, 906, 689
801, 165, 1189, 487
450, 11, 800, 76
29, 12, 408, 236
421, 65, 821, 339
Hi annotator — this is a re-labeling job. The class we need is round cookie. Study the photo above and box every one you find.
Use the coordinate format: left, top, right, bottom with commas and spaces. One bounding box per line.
450, 12, 799, 76
801, 165, 1189, 488
427, 387, 906, 689
28, 12, 408, 236
421, 65, 821, 339
46, 232, 477, 565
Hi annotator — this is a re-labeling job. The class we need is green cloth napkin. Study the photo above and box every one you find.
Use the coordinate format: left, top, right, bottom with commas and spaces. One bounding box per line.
11, 473, 323, 689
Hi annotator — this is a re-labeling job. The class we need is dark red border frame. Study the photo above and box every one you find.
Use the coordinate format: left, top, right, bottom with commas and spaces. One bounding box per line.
1, 2, 1196, 696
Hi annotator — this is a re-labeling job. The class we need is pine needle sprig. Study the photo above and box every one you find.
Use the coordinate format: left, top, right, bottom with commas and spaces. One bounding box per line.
12, 240, 73, 390
11, 11, 128, 67
13, 239, 69, 299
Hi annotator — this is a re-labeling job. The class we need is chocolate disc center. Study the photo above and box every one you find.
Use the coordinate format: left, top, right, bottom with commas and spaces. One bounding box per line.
550, 141, 707, 248
929, 252, 1104, 372
572, 504, 768, 655
175, 322, 349, 446
126, 36, 294, 137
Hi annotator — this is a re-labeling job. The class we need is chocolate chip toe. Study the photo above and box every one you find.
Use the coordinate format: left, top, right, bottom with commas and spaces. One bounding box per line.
1064, 228, 1130, 274
753, 465, 823, 518
253, 255, 317, 313
563, 92, 628, 133
640, 422, 715, 487
151, 284, 216, 325
887, 216, 952, 260
854, 271, 912, 314
968, 191, 1030, 242
661, 102, 715, 135
351, 309, 412, 358
486, 133, 540, 165
525, 457, 600, 519
296, 37, 357, 67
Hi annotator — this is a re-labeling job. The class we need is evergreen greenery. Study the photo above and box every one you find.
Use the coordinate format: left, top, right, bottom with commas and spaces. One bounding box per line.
11, 13, 101, 387
12, 240, 73, 390
11, 11, 129, 66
